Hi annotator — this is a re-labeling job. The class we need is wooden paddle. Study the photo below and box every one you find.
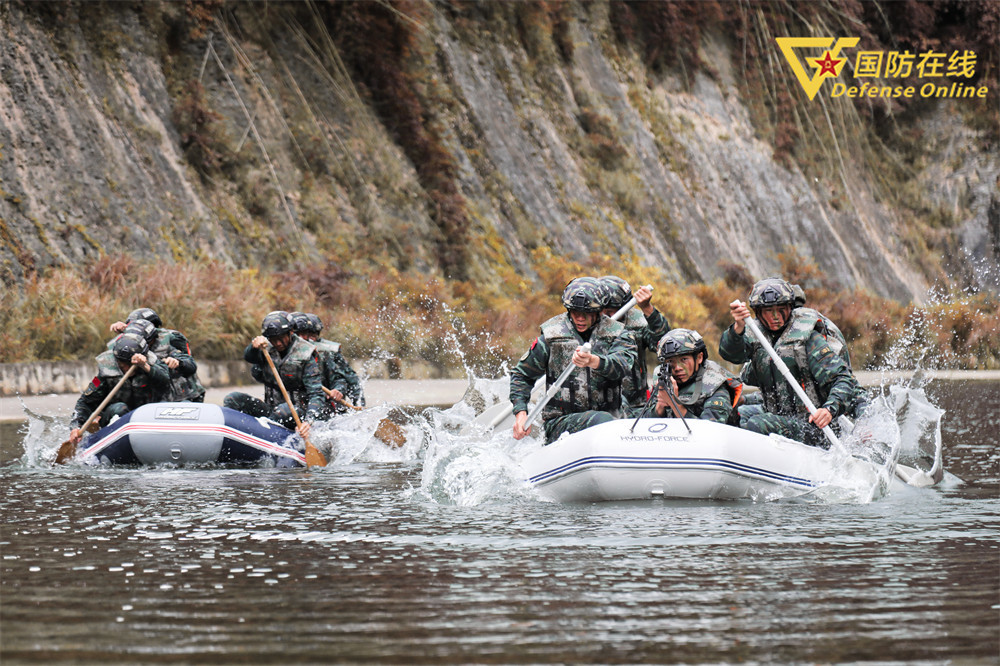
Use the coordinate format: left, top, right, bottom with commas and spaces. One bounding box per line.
322, 386, 407, 448
262, 350, 327, 467
56, 365, 137, 464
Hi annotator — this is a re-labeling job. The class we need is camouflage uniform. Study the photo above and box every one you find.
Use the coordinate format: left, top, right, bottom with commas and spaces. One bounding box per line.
314, 338, 365, 408
70, 350, 171, 429
107, 327, 205, 402
223, 335, 327, 428
620, 307, 671, 416
719, 307, 868, 448
650, 360, 742, 425
510, 312, 637, 443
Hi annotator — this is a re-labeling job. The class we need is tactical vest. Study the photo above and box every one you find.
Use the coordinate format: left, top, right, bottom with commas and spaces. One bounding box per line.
621, 308, 650, 404
317, 339, 341, 354
150, 329, 205, 402
539, 313, 625, 423
752, 308, 849, 417
95, 350, 168, 407
261, 336, 318, 412
674, 360, 743, 426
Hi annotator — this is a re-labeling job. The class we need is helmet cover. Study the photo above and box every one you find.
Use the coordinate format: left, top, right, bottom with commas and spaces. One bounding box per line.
127, 307, 161, 327
113, 333, 149, 363
261, 311, 293, 338
599, 275, 633, 310
561, 277, 607, 314
748, 278, 797, 310
123, 319, 156, 341
657, 328, 707, 361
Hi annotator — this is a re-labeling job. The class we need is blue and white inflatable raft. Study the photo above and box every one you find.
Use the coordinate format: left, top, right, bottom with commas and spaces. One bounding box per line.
78, 402, 306, 468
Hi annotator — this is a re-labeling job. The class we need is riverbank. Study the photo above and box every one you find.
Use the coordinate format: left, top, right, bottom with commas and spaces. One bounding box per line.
0, 379, 471, 426
2, 370, 998, 426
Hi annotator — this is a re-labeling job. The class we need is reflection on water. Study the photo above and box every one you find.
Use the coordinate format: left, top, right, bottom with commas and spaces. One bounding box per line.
1, 381, 997, 663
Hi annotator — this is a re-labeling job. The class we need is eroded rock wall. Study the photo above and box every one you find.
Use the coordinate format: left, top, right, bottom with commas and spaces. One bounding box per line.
1, 2, 994, 301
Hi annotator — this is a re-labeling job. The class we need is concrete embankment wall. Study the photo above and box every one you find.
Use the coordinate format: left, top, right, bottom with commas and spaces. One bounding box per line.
0, 359, 457, 397
3, 360, 999, 399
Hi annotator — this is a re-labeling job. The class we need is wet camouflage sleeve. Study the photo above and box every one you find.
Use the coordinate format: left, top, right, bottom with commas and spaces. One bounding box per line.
244, 344, 272, 387
718, 325, 753, 366
805, 331, 862, 419
162, 331, 197, 378
509, 336, 550, 415
595, 330, 638, 382
70, 377, 113, 428
146, 357, 171, 389
640, 308, 671, 348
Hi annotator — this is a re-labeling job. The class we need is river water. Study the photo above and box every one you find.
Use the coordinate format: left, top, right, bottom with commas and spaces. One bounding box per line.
1, 380, 997, 664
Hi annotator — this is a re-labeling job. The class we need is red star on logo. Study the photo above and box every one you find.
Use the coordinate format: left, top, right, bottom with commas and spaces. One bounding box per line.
814, 51, 843, 77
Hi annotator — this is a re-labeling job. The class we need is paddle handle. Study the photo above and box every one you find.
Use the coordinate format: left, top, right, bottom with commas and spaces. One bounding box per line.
56, 364, 139, 464
322, 386, 362, 411
263, 349, 326, 467
509, 285, 652, 432
741, 306, 844, 453
81, 364, 138, 434
523, 343, 591, 430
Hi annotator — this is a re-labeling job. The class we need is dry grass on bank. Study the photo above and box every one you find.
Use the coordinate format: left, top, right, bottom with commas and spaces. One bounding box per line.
1, 253, 997, 374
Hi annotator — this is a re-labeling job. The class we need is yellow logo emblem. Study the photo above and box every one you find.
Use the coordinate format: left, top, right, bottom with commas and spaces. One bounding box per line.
775, 37, 860, 100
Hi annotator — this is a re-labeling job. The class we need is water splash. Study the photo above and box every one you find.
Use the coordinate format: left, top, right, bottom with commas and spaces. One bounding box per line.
407, 396, 540, 506
8, 398, 72, 467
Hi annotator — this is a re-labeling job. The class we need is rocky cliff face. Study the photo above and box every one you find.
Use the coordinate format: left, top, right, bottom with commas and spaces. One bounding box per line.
1, 1, 996, 300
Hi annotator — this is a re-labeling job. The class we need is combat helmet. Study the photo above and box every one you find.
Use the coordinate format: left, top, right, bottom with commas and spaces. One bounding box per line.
289, 312, 323, 335
561, 277, 607, 314
599, 275, 632, 311
113, 333, 149, 363
657, 328, 707, 361
288, 312, 311, 334
748, 278, 797, 311
791, 283, 806, 308
127, 307, 161, 328
261, 311, 293, 338
124, 319, 156, 342
305, 313, 324, 334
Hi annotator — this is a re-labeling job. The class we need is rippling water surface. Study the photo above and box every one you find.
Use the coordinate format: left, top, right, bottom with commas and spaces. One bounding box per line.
1, 381, 997, 664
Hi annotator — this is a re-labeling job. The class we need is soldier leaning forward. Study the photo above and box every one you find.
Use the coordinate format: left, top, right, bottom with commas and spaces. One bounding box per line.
224, 311, 328, 429
719, 277, 868, 448
600, 276, 671, 417
510, 277, 637, 444
289, 312, 364, 411
110, 318, 205, 403
68, 334, 171, 444
649, 329, 742, 425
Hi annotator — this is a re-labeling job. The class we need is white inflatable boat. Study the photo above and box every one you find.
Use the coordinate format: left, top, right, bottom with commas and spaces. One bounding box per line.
521, 418, 881, 502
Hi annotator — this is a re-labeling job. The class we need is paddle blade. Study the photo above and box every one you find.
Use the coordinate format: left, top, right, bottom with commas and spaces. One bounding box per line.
54, 439, 76, 464
375, 418, 406, 448
304, 440, 327, 467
